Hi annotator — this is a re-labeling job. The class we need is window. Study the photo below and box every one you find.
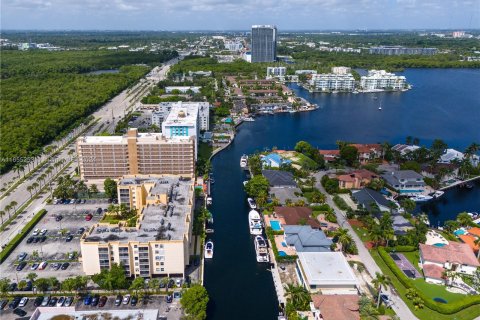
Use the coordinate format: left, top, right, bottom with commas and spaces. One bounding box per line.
134, 245, 138, 248
160, 262, 164, 266
161, 268, 164, 272
155, 250, 159, 254
160, 244, 164, 249
156, 262, 160, 266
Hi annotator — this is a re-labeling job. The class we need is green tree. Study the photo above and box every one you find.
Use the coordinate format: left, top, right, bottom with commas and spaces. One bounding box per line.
27, 273, 38, 283
400, 198, 416, 214
91, 263, 129, 292
129, 277, 145, 296
372, 272, 392, 308
104, 178, 118, 200
244, 175, 270, 199
359, 295, 380, 320
340, 145, 358, 166
89, 184, 99, 196
180, 284, 209, 320
456, 211, 474, 227
35, 278, 51, 293
284, 284, 311, 310
17, 280, 28, 291
334, 228, 354, 253
0, 278, 11, 297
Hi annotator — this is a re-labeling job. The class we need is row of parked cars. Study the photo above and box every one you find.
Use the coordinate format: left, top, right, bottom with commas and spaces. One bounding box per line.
53, 198, 117, 205
16, 261, 70, 272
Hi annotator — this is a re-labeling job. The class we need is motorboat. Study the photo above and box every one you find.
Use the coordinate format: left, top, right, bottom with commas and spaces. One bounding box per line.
254, 235, 270, 263
206, 197, 212, 206
247, 198, 257, 209
240, 155, 248, 168
409, 194, 433, 202
204, 241, 214, 259
206, 229, 214, 234
249, 210, 263, 235
243, 117, 255, 122
243, 181, 249, 186
431, 190, 444, 199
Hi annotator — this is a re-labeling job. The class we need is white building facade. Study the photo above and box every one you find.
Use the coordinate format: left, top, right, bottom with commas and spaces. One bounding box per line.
309, 73, 355, 92
360, 70, 407, 91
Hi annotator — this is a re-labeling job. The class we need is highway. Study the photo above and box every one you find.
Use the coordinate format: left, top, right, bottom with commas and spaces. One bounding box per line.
0, 57, 180, 249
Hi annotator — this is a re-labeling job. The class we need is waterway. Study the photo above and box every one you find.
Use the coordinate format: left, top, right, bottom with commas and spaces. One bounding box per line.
204, 68, 480, 320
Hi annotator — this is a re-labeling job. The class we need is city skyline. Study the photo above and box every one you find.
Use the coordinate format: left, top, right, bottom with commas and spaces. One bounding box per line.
2, 0, 479, 30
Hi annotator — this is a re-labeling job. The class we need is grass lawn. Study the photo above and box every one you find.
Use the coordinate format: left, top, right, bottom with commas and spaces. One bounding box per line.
370, 250, 480, 320
198, 142, 213, 160
101, 214, 121, 224
293, 153, 318, 169
351, 225, 371, 243
412, 279, 465, 303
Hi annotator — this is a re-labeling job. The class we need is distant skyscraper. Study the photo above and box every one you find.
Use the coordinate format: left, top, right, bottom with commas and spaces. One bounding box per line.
251, 25, 277, 63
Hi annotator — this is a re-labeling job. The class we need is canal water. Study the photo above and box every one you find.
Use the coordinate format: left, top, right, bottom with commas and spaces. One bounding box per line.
204, 69, 480, 320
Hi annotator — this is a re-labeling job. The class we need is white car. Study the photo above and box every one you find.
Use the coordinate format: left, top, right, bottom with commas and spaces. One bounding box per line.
18, 297, 29, 307
122, 294, 130, 305
32, 228, 40, 236
40, 229, 48, 236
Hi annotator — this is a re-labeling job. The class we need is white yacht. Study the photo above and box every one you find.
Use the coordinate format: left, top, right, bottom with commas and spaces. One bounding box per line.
409, 194, 433, 202
206, 197, 212, 206
247, 198, 257, 209
240, 155, 248, 168
243, 117, 255, 122
249, 210, 263, 235
204, 241, 214, 259
254, 235, 270, 263
243, 181, 249, 186
431, 190, 444, 199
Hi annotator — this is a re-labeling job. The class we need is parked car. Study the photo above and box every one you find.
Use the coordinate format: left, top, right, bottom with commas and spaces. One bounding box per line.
24, 281, 33, 291
122, 294, 130, 305
165, 294, 173, 303
159, 281, 166, 289
9, 283, 17, 292
40, 236, 47, 243
98, 296, 107, 307
16, 262, 27, 271
32, 229, 40, 236
85, 214, 93, 221
68, 252, 76, 260
64, 296, 74, 307
48, 297, 58, 307
65, 235, 73, 242
380, 294, 392, 307
83, 295, 92, 305
18, 297, 28, 308
175, 278, 182, 287
34, 296, 43, 307
40, 229, 48, 236
26, 237, 34, 244
56, 296, 65, 307
77, 227, 85, 235
30, 263, 39, 270
114, 295, 123, 306
18, 252, 28, 261
96, 208, 103, 215
167, 279, 175, 288
38, 261, 48, 270
13, 308, 27, 317
33, 237, 40, 243
52, 263, 61, 271
91, 295, 99, 307
9, 297, 21, 309
0, 300, 8, 310
130, 296, 138, 306
55, 215, 63, 221
61, 262, 70, 270
41, 296, 50, 306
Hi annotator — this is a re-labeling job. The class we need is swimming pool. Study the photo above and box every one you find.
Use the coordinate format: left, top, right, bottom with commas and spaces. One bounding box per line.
281, 241, 287, 248
454, 229, 466, 236
433, 243, 446, 247
270, 220, 282, 231
278, 251, 287, 257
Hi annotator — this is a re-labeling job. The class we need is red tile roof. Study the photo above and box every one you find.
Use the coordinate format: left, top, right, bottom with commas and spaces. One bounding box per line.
274, 206, 320, 228
337, 174, 356, 182
423, 264, 445, 280
319, 150, 340, 156
420, 242, 480, 267
350, 143, 382, 153
311, 295, 360, 320
468, 227, 480, 238
459, 234, 480, 252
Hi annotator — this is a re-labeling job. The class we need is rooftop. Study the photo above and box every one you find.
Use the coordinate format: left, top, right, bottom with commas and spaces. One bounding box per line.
85, 176, 193, 243
275, 207, 320, 229
352, 188, 390, 211
311, 294, 360, 320
298, 251, 358, 286
33, 307, 158, 320
284, 225, 332, 252
163, 104, 198, 126
262, 169, 297, 187
423, 264, 445, 280
420, 242, 480, 267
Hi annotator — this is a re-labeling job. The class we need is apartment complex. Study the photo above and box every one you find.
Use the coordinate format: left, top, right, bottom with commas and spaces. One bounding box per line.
266, 66, 286, 79
151, 101, 210, 132
369, 46, 437, 55
251, 25, 277, 63
331, 66, 351, 75
224, 40, 243, 51
76, 129, 195, 182
161, 104, 200, 148
309, 73, 355, 92
80, 175, 195, 278
360, 70, 407, 91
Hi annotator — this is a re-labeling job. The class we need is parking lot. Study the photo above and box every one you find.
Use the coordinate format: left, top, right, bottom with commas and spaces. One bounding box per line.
0, 294, 182, 320
0, 201, 108, 282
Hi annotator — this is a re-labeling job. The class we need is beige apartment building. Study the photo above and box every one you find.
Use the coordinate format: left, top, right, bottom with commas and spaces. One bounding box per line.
80, 175, 195, 278
76, 128, 195, 183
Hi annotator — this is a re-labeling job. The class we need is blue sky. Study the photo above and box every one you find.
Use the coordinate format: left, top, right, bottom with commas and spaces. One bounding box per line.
1, 0, 479, 30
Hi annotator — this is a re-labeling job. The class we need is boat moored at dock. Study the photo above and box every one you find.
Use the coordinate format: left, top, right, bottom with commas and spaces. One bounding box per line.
240, 154, 248, 168
249, 210, 263, 235
247, 198, 257, 209
254, 235, 270, 263
205, 240, 214, 259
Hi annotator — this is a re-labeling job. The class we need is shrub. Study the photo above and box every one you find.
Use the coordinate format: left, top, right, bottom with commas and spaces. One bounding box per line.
333, 195, 350, 210
0, 209, 47, 263
384, 246, 416, 252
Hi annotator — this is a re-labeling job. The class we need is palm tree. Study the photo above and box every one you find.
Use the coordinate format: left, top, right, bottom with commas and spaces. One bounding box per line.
10, 201, 18, 216
369, 225, 383, 248
0, 211, 5, 224
284, 284, 311, 310
27, 185, 34, 198
32, 182, 39, 193
335, 228, 354, 253
27, 273, 38, 284
372, 272, 391, 308
456, 212, 473, 227
4, 204, 12, 219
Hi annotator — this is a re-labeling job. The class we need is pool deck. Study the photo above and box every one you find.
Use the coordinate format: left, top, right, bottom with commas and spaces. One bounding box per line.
274, 235, 296, 256
425, 230, 449, 246
264, 214, 286, 231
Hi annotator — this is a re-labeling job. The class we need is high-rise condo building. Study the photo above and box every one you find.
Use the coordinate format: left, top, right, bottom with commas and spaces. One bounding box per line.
76, 128, 195, 182
251, 25, 277, 63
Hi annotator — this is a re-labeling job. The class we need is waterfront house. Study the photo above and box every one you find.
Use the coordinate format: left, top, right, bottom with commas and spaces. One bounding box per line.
351, 188, 391, 212
261, 153, 292, 168
310, 295, 360, 320
274, 207, 320, 229
337, 169, 379, 189
392, 144, 420, 156
349, 144, 383, 164
262, 170, 297, 188
419, 242, 480, 284
381, 170, 425, 195
283, 225, 332, 252
296, 252, 358, 294
318, 150, 340, 163
438, 148, 479, 166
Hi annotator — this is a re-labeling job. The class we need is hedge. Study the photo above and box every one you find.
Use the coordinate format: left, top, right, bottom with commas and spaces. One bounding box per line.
377, 247, 480, 314
333, 195, 350, 210
0, 209, 47, 263
384, 246, 416, 252
265, 227, 297, 262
